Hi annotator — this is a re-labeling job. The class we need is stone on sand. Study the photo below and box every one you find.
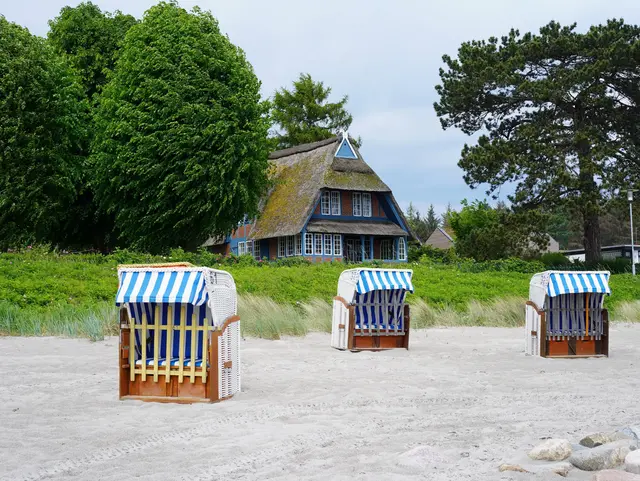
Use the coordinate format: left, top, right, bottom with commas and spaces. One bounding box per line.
570, 440, 632, 471
528, 438, 572, 461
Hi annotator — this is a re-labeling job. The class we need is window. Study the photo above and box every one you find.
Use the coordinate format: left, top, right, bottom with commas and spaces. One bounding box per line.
305, 233, 313, 255
381, 239, 393, 260
278, 237, 285, 258
238, 241, 246, 256
333, 235, 342, 256
321, 192, 331, 215
324, 234, 333, 256
253, 240, 261, 260
314, 234, 323, 255
295, 234, 302, 256
331, 191, 341, 215
352, 193, 362, 216
362, 193, 372, 217
286, 235, 294, 257
398, 237, 407, 260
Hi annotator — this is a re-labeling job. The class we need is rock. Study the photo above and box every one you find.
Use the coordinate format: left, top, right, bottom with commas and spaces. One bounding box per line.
626, 449, 640, 474
499, 462, 572, 476
592, 470, 640, 481
573, 443, 589, 452
620, 427, 640, 441
529, 438, 572, 461
570, 440, 632, 471
499, 463, 529, 473
581, 432, 632, 448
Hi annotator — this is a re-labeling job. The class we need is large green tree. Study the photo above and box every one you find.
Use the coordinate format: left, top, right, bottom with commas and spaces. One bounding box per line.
271, 73, 358, 149
0, 17, 88, 249
48, 2, 137, 101
434, 20, 640, 262
92, 3, 270, 252
449, 200, 545, 261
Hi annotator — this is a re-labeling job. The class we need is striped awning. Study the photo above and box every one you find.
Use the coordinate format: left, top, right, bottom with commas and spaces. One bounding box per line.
355, 269, 413, 294
116, 269, 208, 306
546, 271, 611, 298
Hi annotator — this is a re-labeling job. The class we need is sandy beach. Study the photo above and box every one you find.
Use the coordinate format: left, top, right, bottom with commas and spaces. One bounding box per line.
2, 326, 640, 481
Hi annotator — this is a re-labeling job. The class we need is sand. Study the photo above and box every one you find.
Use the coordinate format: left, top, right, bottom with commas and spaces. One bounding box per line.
2, 326, 640, 481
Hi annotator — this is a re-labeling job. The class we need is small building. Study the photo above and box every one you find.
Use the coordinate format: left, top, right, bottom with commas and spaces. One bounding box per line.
206, 134, 415, 262
424, 227, 454, 249
564, 245, 640, 264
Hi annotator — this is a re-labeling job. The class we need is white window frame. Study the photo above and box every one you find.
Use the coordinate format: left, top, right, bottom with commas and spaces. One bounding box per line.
331, 191, 341, 215
295, 234, 302, 256
278, 237, 285, 258
352, 192, 362, 217
253, 240, 260, 260
286, 235, 294, 257
238, 241, 246, 256
333, 234, 342, 256
324, 234, 333, 256
381, 239, 393, 260
304, 233, 313, 255
362, 193, 372, 217
321, 191, 331, 215
398, 237, 407, 260
314, 234, 323, 255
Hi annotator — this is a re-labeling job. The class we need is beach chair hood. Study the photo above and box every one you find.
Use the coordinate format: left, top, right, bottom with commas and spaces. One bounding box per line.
116, 267, 208, 306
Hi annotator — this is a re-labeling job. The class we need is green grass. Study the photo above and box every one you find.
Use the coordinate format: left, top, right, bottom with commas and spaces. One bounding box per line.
1, 250, 639, 339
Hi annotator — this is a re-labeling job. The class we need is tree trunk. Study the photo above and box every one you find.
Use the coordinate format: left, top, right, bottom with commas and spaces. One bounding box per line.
583, 210, 602, 263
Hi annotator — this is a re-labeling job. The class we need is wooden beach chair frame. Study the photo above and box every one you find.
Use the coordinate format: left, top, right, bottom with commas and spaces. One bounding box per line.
331, 268, 413, 351
117, 263, 241, 403
525, 270, 610, 358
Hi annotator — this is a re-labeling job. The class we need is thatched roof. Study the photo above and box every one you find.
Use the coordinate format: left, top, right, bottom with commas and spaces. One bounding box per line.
306, 219, 407, 237
249, 136, 397, 240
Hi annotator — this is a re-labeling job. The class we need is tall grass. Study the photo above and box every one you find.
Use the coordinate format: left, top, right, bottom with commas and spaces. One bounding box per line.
0, 301, 117, 340
410, 297, 525, 328
614, 301, 640, 323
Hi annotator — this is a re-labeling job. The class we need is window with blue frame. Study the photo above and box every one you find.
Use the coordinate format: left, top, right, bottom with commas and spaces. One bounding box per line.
321, 191, 341, 215
398, 238, 407, 260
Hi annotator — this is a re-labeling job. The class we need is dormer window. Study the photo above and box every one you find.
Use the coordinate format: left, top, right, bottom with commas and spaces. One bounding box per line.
321, 191, 341, 215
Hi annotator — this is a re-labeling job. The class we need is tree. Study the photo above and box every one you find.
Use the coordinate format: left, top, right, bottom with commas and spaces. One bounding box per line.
405, 202, 431, 241
48, 2, 137, 101
441, 203, 454, 229
434, 20, 640, 262
271, 73, 359, 149
92, 3, 271, 252
0, 17, 88, 249
449, 200, 544, 261
425, 204, 440, 237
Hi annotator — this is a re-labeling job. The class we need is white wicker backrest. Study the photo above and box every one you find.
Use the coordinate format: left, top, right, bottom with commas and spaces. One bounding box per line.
337, 268, 361, 304
203, 268, 237, 328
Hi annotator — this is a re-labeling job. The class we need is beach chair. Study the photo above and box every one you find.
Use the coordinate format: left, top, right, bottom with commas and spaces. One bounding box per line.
525, 270, 610, 358
116, 263, 240, 403
331, 268, 413, 351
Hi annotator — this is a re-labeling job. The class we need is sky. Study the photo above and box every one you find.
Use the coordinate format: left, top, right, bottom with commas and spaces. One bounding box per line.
3, 0, 637, 216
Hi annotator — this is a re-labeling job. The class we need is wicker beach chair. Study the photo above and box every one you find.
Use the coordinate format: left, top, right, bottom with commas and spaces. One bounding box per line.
525, 270, 611, 358
116, 263, 240, 403
331, 268, 413, 351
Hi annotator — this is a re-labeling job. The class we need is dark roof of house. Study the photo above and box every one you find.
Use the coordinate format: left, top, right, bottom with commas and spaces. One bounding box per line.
249, 135, 410, 240
305, 219, 407, 237
563, 244, 640, 254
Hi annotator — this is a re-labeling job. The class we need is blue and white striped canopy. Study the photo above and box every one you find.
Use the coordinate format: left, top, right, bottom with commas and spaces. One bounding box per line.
546, 271, 611, 298
116, 269, 208, 306
355, 269, 413, 294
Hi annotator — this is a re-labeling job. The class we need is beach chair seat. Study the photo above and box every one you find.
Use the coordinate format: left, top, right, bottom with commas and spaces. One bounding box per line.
117, 263, 240, 403
525, 270, 610, 358
331, 268, 413, 351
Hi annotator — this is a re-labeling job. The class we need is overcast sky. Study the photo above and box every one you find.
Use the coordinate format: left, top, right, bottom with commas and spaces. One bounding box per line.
3, 0, 636, 215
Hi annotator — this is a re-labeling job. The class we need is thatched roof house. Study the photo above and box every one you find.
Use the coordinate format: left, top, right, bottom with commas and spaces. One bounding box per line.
208, 133, 414, 262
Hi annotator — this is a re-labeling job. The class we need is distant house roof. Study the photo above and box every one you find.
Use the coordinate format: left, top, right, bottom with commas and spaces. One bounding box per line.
425, 227, 455, 249
248, 134, 414, 241
563, 244, 640, 254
